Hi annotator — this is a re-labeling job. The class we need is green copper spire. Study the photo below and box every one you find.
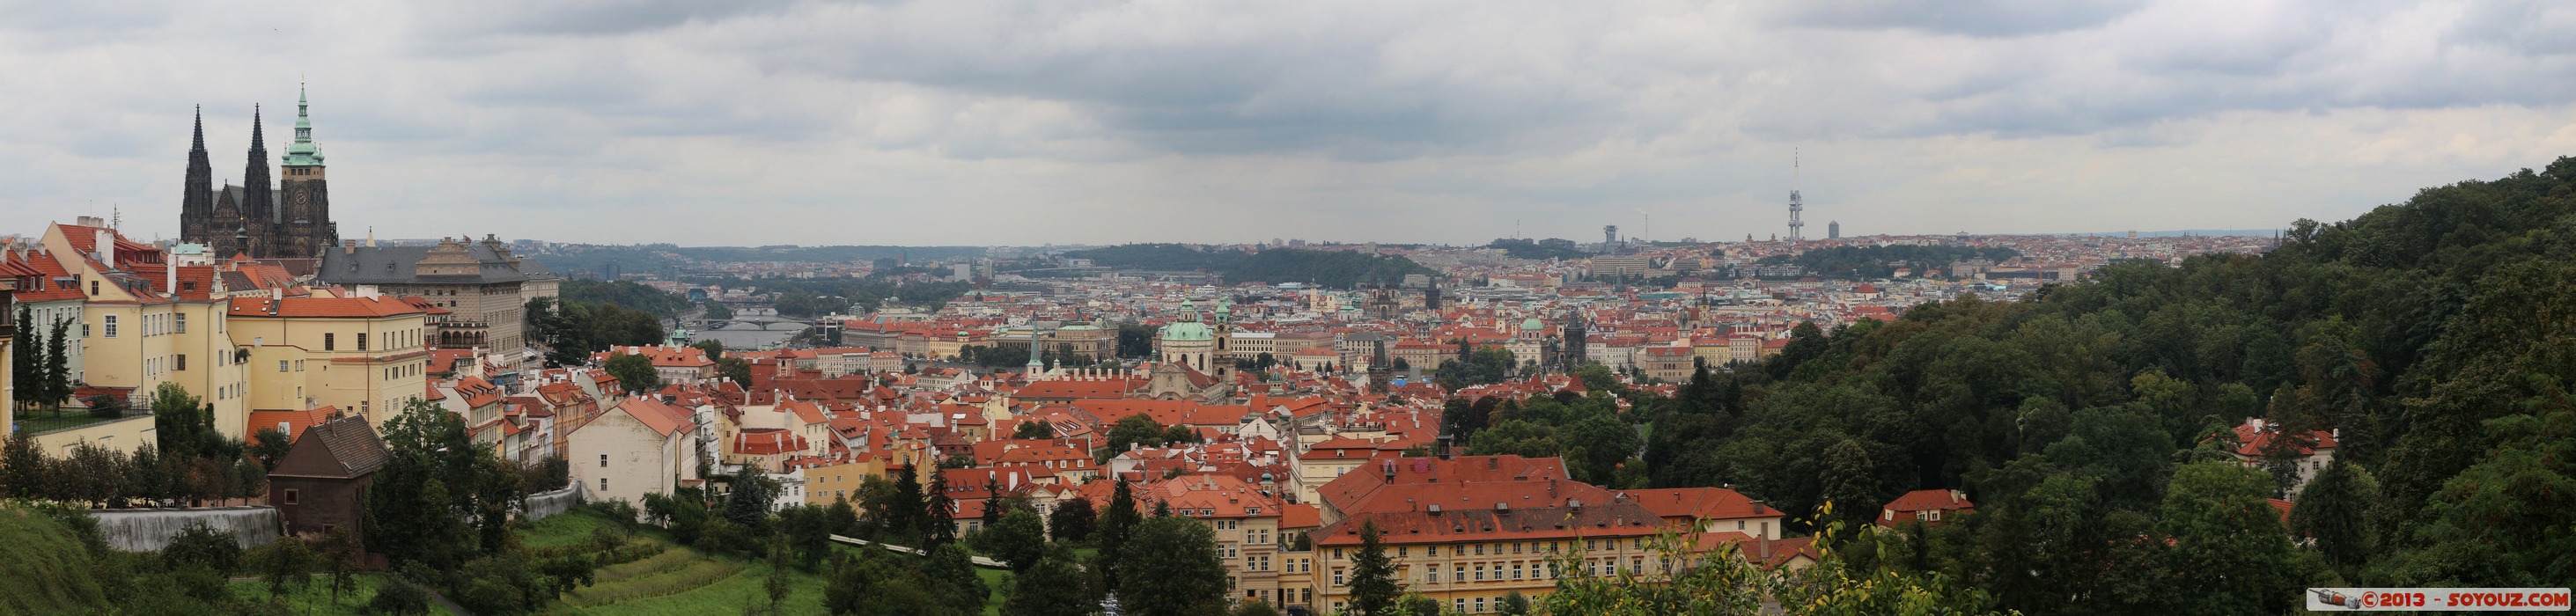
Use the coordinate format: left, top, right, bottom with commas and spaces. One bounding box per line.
282, 84, 324, 166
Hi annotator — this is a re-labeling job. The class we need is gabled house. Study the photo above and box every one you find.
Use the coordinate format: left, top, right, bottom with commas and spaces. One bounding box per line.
269, 415, 391, 540
569, 396, 702, 509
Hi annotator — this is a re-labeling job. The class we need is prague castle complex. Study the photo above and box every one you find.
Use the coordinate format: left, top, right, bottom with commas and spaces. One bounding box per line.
178, 86, 338, 260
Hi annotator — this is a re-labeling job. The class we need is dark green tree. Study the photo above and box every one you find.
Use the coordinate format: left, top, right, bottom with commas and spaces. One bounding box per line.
975, 509, 1049, 573
40, 316, 70, 411
2158, 462, 2318, 615
924, 471, 957, 548
717, 356, 754, 386
1004, 548, 1095, 616
9, 305, 33, 408
602, 353, 663, 394
1346, 520, 1400, 616
1816, 439, 1889, 532
2289, 459, 2380, 572
247, 427, 292, 471
1015, 420, 1057, 440
1116, 516, 1228, 616
246, 535, 317, 598
161, 522, 243, 576
1048, 496, 1095, 542
1103, 414, 1171, 459
927, 543, 988, 614
1097, 480, 1143, 589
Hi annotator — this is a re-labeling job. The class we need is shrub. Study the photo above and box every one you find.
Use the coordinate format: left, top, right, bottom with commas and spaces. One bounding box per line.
160, 523, 241, 576
524, 457, 570, 493
364, 578, 433, 615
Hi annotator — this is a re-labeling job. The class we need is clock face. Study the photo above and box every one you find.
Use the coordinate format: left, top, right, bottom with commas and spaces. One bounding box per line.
294, 192, 310, 205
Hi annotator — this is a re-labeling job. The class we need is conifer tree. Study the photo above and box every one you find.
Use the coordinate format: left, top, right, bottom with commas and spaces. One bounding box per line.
1347, 520, 1400, 616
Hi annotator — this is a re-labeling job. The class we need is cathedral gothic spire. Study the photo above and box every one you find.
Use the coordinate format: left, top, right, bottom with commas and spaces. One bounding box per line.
180, 87, 339, 260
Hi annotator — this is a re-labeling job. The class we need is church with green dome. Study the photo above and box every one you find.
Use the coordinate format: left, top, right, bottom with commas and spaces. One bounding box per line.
1156, 297, 1237, 382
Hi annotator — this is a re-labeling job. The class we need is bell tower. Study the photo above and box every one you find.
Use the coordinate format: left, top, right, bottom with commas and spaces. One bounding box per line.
277, 84, 335, 259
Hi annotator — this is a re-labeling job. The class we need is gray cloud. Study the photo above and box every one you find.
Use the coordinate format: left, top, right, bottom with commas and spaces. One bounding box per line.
0, 0, 2571, 246
1768, 0, 2153, 37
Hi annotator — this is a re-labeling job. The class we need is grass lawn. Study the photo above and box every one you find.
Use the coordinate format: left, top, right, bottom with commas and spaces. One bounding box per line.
550, 554, 831, 616
520, 507, 626, 549
224, 574, 462, 615
976, 568, 1014, 615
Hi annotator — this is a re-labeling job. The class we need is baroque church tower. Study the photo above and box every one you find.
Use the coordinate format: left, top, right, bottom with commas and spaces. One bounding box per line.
180, 86, 338, 260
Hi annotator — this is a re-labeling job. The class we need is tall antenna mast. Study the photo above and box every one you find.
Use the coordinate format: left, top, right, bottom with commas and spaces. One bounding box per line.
1787, 148, 1805, 243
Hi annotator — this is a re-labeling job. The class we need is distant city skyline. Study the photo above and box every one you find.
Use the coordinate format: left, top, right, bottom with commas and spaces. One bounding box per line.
4, 1, 2573, 246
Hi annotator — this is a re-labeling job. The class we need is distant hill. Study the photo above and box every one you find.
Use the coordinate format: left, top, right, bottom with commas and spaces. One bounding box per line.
526, 243, 988, 276
2059, 229, 2281, 238
1060, 244, 1434, 288
1756, 245, 2021, 279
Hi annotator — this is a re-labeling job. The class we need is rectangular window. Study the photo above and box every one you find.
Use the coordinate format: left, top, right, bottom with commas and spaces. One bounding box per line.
357, 333, 367, 350
600, 454, 609, 467
175, 355, 186, 371
324, 333, 335, 350
600, 478, 608, 491
102, 315, 117, 338
1333, 569, 1345, 586
175, 313, 186, 334
282, 489, 300, 505
279, 360, 291, 372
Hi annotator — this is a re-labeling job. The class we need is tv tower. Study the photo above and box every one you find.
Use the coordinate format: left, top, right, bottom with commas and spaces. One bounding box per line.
1787, 149, 1806, 243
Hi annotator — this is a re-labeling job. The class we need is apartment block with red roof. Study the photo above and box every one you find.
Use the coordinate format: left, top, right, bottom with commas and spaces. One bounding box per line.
1311, 497, 1668, 615
1071, 474, 1311, 608
227, 290, 433, 431
27, 221, 250, 452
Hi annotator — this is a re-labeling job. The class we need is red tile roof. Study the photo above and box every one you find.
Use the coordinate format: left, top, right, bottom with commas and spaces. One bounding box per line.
1314, 501, 1667, 546
227, 295, 428, 319
610, 396, 698, 437
1876, 489, 1975, 528
2230, 420, 2338, 457
733, 429, 808, 456
247, 407, 342, 446
1619, 487, 1775, 521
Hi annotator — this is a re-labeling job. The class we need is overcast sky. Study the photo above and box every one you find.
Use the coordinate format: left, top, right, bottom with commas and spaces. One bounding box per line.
4, 0, 2573, 246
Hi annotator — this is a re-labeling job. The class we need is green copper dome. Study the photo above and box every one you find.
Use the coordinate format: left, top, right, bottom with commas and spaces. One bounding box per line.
1160, 320, 1215, 341
282, 84, 324, 167
1520, 317, 1545, 331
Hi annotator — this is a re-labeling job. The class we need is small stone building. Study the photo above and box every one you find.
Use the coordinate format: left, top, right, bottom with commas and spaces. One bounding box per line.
269, 414, 391, 539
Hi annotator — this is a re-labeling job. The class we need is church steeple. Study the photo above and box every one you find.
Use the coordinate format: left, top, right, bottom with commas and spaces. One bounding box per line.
243, 104, 273, 223
180, 105, 215, 244
283, 84, 323, 166
276, 84, 335, 260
